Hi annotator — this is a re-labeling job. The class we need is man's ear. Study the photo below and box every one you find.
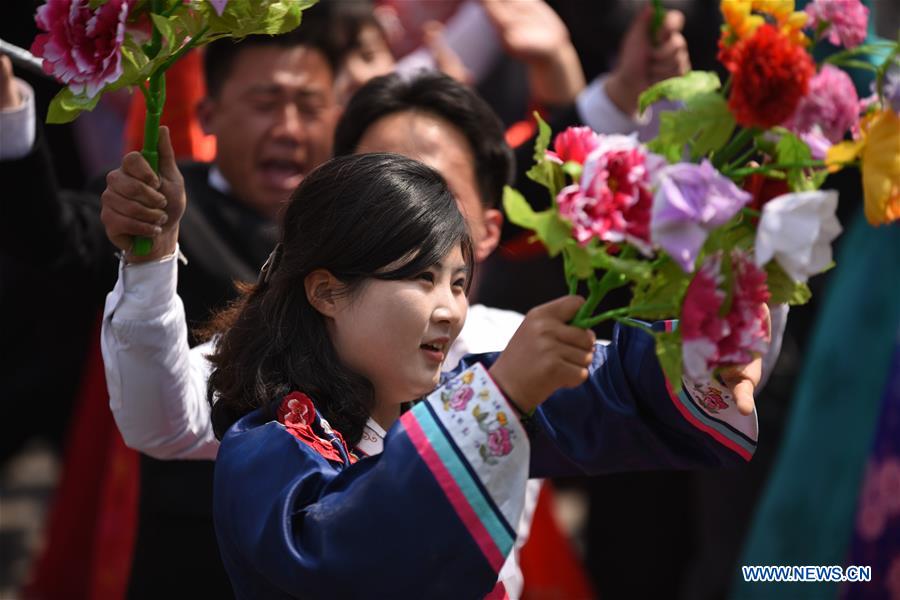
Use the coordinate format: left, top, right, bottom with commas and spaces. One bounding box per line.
305, 269, 342, 317
196, 97, 216, 136
475, 208, 504, 262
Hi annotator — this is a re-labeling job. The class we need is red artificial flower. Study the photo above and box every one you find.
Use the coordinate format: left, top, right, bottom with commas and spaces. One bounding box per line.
681, 251, 770, 381
31, 0, 134, 99
742, 172, 790, 212
276, 392, 344, 463
557, 144, 655, 250
721, 24, 815, 129
547, 126, 601, 165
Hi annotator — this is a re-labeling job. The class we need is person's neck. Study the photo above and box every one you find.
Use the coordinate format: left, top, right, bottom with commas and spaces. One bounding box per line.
369, 398, 402, 432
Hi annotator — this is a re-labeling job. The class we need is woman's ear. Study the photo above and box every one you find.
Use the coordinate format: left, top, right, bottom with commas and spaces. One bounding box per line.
304, 269, 342, 317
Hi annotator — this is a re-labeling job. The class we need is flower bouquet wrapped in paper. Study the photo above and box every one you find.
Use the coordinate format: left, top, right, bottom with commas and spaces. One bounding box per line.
504, 0, 898, 389
30, 0, 317, 254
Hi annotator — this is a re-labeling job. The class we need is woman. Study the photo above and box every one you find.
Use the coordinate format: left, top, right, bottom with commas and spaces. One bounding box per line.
209, 153, 762, 598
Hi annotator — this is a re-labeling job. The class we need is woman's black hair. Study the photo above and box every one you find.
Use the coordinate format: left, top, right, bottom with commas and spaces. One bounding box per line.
207, 153, 474, 444
333, 71, 515, 210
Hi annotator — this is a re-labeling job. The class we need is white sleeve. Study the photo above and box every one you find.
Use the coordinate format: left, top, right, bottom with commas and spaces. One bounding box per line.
394, 1, 502, 84
0, 78, 36, 160
101, 249, 219, 460
576, 74, 670, 141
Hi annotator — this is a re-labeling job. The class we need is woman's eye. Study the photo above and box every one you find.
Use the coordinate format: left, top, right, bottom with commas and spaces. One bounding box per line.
453, 278, 467, 289
417, 272, 435, 283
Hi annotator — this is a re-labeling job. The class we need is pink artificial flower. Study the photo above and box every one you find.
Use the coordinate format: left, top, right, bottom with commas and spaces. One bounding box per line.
681, 251, 770, 381
487, 426, 512, 457
783, 64, 860, 145
805, 0, 869, 49
547, 126, 601, 165
556, 135, 662, 252
31, 0, 133, 99
449, 386, 474, 411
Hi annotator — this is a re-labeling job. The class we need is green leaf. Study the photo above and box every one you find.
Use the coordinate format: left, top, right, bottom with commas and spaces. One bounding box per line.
563, 244, 593, 279
561, 160, 583, 182
629, 257, 690, 319
204, 0, 316, 37
776, 132, 813, 192
645, 92, 735, 164
687, 93, 736, 158
150, 13, 178, 54
638, 71, 721, 115
764, 261, 812, 305
502, 186, 571, 255
47, 88, 102, 124
589, 246, 654, 282
525, 160, 565, 199
653, 329, 684, 392
532, 111, 552, 164
503, 186, 539, 229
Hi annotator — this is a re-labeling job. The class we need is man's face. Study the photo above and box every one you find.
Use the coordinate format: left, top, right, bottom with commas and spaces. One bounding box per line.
199, 45, 338, 219
354, 110, 503, 263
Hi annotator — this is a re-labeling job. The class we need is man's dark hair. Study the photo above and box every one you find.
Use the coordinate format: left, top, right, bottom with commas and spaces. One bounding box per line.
333, 72, 515, 209
203, 5, 341, 98
207, 153, 474, 444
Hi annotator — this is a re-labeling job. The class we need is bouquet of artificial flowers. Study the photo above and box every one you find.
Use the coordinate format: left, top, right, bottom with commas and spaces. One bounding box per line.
31, 0, 316, 254
505, 0, 899, 388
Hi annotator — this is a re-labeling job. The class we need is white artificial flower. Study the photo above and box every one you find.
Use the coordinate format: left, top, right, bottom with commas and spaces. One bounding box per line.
754, 190, 842, 282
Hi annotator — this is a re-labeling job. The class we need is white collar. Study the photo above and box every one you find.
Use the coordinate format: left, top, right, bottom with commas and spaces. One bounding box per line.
356, 418, 386, 456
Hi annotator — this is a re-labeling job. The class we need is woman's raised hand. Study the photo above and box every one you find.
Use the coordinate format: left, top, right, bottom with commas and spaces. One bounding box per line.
100, 126, 185, 262
489, 295, 596, 415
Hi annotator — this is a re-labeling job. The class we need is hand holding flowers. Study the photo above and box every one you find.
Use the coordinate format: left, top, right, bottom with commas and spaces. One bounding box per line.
505, 0, 897, 391
30, 0, 316, 254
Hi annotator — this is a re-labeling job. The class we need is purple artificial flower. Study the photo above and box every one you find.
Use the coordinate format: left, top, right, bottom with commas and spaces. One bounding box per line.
883, 60, 900, 114
651, 160, 751, 272
209, 0, 228, 16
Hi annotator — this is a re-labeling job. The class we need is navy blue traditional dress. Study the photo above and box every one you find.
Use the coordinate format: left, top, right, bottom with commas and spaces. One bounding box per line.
213, 322, 758, 599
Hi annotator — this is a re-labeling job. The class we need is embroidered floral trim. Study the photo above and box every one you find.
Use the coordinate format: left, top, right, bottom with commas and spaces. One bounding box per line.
276, 392, 355, 464
440, 370, 515, 465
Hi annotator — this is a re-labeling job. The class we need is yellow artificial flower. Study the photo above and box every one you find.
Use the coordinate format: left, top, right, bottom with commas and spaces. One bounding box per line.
722, 0, 764, 40
721, 0, 808, 46
496, 411, 508, 426
827, 110, 900, 225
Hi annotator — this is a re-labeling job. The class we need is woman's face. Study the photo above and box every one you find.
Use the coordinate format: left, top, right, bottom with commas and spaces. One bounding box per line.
328, 246, 469, 413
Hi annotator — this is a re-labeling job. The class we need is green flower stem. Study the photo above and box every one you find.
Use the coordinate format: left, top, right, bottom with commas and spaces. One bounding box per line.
158, 26, 209, 74
713, 127, 756, 169
649, 0, 665, 44
571, 247, 635, 327
131, 5, 208, 256
612, 317, 655, 336
131, 0, 167, 256
723, 143, 758, 174
824, 41, 896, 66
724, 161, 832, 178
133, 69, 166, 256
741, 207, 761, 218
577, 304, 675, 329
